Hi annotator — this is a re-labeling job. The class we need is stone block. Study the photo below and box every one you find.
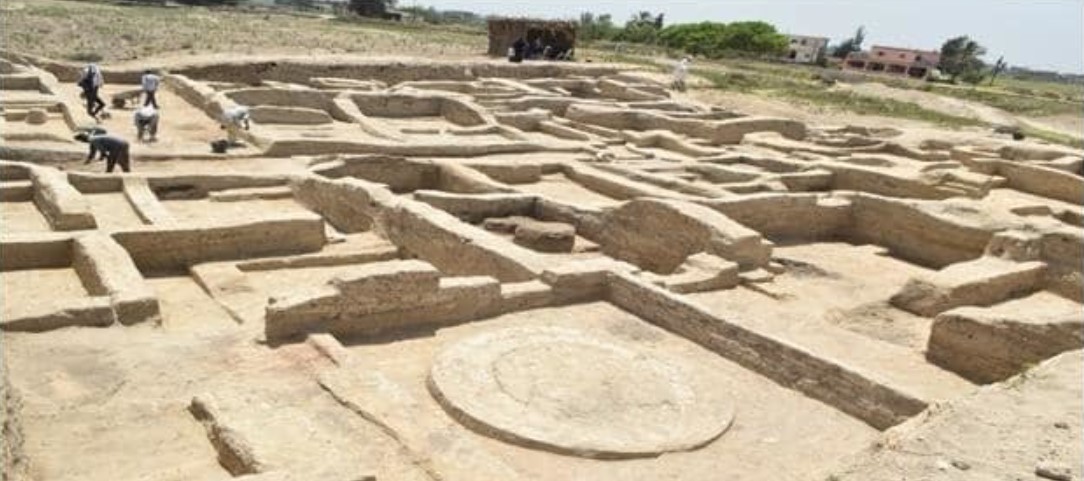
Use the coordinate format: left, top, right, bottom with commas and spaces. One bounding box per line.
330, 259, 440, 299
928, 300, 1084, 383
890, 257, 1046, 316
664, 252, 740, 293
25, 109, 47, 125
513, 219, 575, 253
542, 258, 637, 303
499, 280, 554, 312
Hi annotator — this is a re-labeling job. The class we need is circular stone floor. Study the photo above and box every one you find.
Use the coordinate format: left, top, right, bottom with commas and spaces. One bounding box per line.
427, 326, 735, 459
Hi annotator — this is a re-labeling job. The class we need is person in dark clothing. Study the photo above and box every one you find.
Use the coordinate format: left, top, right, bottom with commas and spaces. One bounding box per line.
78, 64, 106, 121
510, 37, 527, 63
74, 127, 108, 161
75, 131, 131, 173
530, 37, 543, 59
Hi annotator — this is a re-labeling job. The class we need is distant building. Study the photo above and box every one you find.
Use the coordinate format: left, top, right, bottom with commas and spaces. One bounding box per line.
783, 35, 828, 64
843, 45, 941, 79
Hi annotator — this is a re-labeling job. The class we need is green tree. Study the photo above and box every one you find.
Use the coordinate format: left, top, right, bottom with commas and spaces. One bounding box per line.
939, 35, 987, 83
659, 22, 730, 56
615, 11, 664, 44
831, 26, 865, 58
658, 21, 786, 58
717, 21, 788, 56
349, 0, 395, 17
578, 12, 618, 42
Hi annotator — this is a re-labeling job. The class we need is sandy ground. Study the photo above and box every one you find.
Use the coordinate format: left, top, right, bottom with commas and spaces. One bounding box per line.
1, 274, 427, 480
160, 198, 313, 224
832, 350, 1083, 480
0, 202, 51, 233
81, 192, 147, 230
690, 242, 935, 351
338, 302, 880, 481
1, 269, 89, 321
513, 173, 623, 207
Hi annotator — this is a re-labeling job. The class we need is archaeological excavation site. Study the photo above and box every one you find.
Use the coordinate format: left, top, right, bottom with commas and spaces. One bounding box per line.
0, 51, 1081, 481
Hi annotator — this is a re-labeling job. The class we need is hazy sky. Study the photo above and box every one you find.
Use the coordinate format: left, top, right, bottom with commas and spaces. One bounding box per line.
409, 0, 1084, 73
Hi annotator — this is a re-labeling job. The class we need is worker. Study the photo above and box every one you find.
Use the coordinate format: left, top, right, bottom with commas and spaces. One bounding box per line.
509, 37, 527, 63
78, 63, 106, 121
672, 56, 691, 92
219, 105, 251, 145
141, 69, 161, 108
73, 127, 108, 162
133, 105, 159, 142
74, 131, 131, 173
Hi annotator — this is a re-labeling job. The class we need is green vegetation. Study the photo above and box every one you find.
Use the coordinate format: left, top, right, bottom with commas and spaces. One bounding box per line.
996, 76, 1084, 103
1019, 126, 1084, 149
780, 89, 985, 127
348, 0, 395, 19
578, 11, 789, 59
614, 11, 666, 44
658, 21, 788, 58
926, 84, 1080, 116
938, 35, 987, 84
691, 67, 808, 92
693, 64, 984, 127
578, 13, 620, 42
831, 26, 865, 59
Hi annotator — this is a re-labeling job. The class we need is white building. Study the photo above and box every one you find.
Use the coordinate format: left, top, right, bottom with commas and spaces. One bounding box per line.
783, 35, 829, 64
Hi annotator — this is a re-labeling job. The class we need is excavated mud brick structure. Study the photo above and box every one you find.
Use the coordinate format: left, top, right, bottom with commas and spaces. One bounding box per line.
0, 51, 1081, 481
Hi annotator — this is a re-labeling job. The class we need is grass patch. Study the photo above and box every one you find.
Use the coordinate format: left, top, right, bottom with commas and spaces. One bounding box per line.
579, 49, 670, 71
1019, 126, 1084, 149
778, 88, 986, 127
928, 85, 1081, 116
997, 76, 1084, 103
1, 0, 487, 62
693, 67, 812, 92
693, 64, 985, 128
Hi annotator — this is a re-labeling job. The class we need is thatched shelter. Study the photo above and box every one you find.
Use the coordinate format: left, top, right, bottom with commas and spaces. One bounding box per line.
487, 17, 576, 57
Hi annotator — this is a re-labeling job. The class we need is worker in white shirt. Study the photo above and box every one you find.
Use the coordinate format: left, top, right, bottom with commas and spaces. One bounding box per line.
133, 105, 159, 142
141, 69, 161, 108
220, 105, 251, 145
672, 57, 691, 92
